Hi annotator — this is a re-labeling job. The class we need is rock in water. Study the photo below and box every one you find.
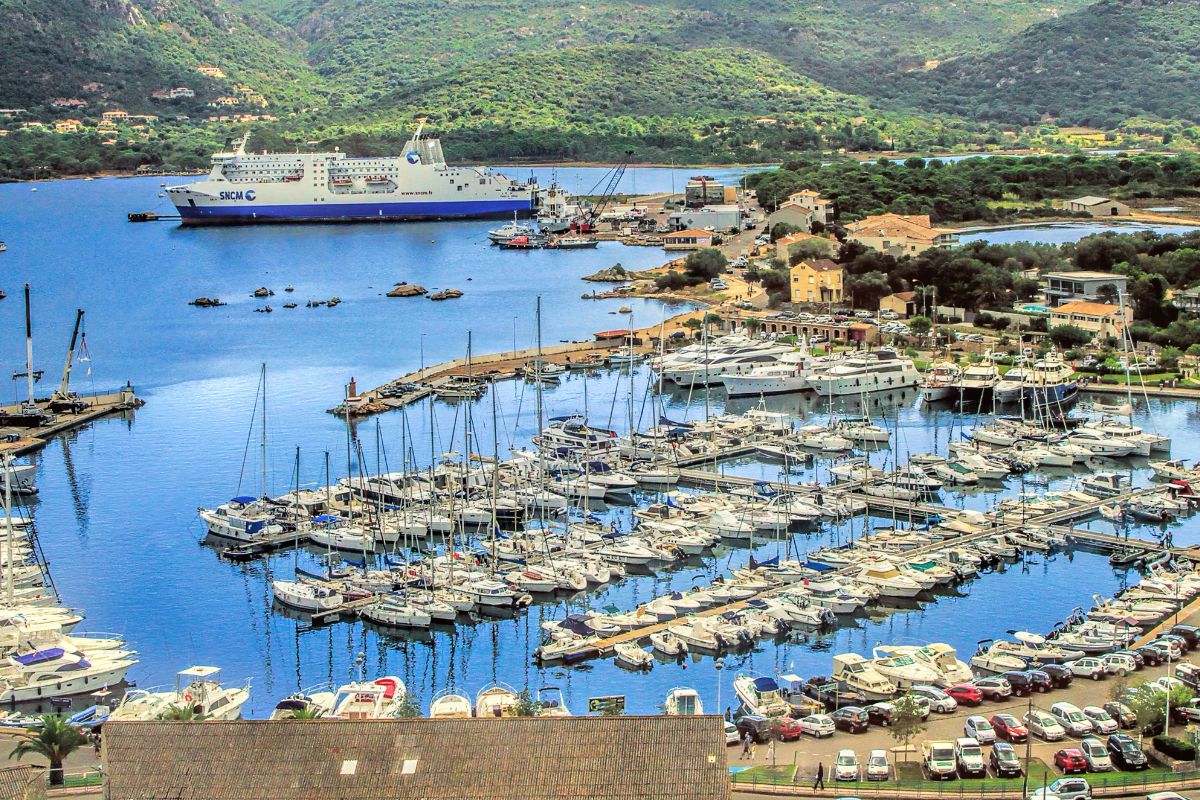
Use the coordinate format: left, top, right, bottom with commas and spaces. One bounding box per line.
388, 283, 428, 298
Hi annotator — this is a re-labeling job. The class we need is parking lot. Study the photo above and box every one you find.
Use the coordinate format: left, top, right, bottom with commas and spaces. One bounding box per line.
726, 617, 1200, 789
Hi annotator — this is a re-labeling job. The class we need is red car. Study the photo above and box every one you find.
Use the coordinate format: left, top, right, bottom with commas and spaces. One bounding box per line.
774, 717, 804, 742
990, 713, 1028, 743
1054, 748, 1087, 774
947, 684, 983, 706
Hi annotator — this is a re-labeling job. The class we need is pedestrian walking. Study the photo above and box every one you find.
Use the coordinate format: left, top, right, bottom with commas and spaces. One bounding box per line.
741, 732, 752, 759
813, 761, 825, 791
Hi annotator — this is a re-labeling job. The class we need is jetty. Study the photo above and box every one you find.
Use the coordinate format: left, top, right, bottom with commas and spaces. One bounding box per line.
0, 385, 144, 456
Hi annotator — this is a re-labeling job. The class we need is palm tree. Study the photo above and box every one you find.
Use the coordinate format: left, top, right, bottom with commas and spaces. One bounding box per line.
158, 704, 206, 721
287, 706, 324, 720
9, 715, 87, 786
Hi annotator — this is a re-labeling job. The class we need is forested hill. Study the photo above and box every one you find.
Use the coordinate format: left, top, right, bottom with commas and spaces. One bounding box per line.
881, 0, 1200, 128
0, 0, 329, 113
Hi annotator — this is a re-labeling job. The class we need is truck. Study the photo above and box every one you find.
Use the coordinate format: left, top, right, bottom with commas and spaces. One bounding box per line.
955, 737, 986, 777
922, 740, 958, 781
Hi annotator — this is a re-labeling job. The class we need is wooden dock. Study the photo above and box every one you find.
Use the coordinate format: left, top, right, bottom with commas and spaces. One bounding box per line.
0, 385, 143, 457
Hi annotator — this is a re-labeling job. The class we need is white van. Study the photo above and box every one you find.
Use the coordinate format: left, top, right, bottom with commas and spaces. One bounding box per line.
1051, 702, 1094, 737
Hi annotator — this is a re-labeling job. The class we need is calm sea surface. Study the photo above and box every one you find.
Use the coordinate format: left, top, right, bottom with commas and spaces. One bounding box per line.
0, 172, 1197, 716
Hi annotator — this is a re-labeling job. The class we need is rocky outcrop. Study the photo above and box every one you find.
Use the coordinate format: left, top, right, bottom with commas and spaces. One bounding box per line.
429, 289, 463, 301
583, 265, 632, 282
189, 296, 225, 307
388, 282, 427, 297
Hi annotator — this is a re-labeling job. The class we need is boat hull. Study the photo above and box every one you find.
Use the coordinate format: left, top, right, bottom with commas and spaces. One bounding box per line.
176, 198, 533, 225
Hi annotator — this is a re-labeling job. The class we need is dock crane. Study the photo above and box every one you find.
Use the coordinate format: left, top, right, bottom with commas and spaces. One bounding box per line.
571, 150, 634, 234
49, 309, 87, 414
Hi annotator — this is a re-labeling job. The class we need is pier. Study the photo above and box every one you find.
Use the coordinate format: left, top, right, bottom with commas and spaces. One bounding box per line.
0, 385, 143, 456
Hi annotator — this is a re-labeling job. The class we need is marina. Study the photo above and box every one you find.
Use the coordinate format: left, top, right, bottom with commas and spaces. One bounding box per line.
1, 171, 1200, 730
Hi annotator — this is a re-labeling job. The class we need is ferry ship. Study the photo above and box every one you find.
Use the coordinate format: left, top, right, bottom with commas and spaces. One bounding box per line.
166, 121, 538, 225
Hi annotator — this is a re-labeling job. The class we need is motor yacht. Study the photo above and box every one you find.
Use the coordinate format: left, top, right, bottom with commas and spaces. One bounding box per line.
733, 673, 792, 717
922, 361, 962, 403
831, 653, 897, 701
810, 350, 921, 396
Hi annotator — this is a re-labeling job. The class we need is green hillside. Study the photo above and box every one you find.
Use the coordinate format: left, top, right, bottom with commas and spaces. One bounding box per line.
882, 0, 1200, 128
0, 0, 330, 114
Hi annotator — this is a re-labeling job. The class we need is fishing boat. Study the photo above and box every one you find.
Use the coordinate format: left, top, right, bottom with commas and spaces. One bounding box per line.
549, 235, 598, 249
429, 689, 473, 718
614, 642, 654, 670
664, 687, 704, 715
271, 579, 343, 613
475, 683, 520, 717
488, 215, 537, 244
733, 674, 792, 717
164, 666, 251, 720
329, 676, 407, 719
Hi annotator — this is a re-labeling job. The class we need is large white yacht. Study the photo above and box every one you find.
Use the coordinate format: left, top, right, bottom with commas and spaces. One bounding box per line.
810, 350, 921, 397
661, 343, 791, 388
719, 349, 833, 397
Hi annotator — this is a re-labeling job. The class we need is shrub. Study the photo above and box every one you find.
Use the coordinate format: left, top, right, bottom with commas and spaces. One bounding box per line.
1153, 735, 1196, 761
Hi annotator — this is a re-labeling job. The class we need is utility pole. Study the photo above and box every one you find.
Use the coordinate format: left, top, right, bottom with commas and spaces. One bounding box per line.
1021, 694, 1033, 798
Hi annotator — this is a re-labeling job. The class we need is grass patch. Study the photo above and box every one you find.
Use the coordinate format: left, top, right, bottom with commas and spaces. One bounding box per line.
730, 765, 796, 785
1095, 372, 1179, 385
888, 759, 1182, 792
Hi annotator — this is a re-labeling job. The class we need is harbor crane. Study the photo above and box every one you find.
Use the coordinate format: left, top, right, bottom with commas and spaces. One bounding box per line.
49, 309, 87, 414
572, 150, 634, 233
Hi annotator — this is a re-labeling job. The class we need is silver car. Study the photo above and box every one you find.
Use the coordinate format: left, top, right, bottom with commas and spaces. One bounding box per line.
963, 715, 996, 744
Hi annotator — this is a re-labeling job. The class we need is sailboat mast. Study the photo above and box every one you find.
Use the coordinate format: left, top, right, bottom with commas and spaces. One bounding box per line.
535, 297, 544, 435
3, 457, 13, 605
22, 285, 34, 413
260, 364, 267, 499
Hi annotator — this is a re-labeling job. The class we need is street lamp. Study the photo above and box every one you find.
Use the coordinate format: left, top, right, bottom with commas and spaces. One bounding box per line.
1021, 695, 1034, 799
715, 657, 726, 719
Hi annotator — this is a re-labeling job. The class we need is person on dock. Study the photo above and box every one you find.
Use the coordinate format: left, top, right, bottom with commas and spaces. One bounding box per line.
813, 761, 825, 791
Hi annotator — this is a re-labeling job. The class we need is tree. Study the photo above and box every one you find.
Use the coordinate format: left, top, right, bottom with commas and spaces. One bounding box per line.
394, 696, 422, 718
683, 248, 727, 282
787, 239, 832, 265
9, 715, 88, 786
1049, 324, 1093, 349
888, 695, 927, 762
908, 316, 932, 336
1096, 283, 1120, 304
513, 689, 543, 717
848, 271, 892, 309
770, 222, 802, 242
1127, 681, 1195, 739
745, 317, 763, 336
158, 704, 204, 721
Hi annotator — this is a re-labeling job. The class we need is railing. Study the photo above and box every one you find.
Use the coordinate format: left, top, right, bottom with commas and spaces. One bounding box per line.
58, 768, 103, 789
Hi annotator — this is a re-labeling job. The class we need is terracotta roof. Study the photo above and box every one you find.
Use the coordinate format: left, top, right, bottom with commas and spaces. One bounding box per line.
1050, 301, 1127, 317
774, 232, 817, 246
846, 213, 953, 241
0, 765, 44, 800
663, 229, 714, 239
888, 291, 916, 301
793, 258, 842, 273
103, 717, 731, 800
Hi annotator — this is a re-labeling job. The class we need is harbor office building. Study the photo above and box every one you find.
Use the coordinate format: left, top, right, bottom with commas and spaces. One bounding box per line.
101, 716, 731, 800
1042, 271, 1127, 307
1047, 301, 1131, 339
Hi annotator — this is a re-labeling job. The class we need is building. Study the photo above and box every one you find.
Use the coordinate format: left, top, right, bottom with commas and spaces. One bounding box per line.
789, 258, 845, 304
151, 87, 196, 100
100, 109, 129, 120
1067, 196, 1131, 217
879, 291, 918, 317
668, 205, 743, 233
196, 65, 226, 77
210, 96, 240, 107
662, 228, 716, 250
771, 189, 833, 230
717, 311, 878, 344
1042, 270, 1127, 307
0, 765, 46, 800
50, 98, 87, 109
102, 717, 731, 800
1175, 284, 1200, 313
845, 213, 958, 257
774, 231, 834, 259
684, 176, 728, 207
54, 119, 82, 133
1048, 300, 1131, 339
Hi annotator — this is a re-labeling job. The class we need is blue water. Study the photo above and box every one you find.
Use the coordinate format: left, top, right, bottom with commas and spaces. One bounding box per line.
0, 174, 1196, 716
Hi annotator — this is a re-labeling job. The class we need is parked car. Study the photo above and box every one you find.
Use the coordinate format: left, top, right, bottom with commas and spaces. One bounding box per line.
865, 749, 890, 781
1169, 625, 1200, 649
1051, 702, 1095, 737
1078, 737, 1112, 772
974, 677, 1013, 700
910, 685, 958, 713
1103, 701, 1136, 729
773, 717, 805, 741
1002, 670, 1034, 697
834, 749, 859, 781
1024, 709, 1066, 741
797, 714, 835, 738
1041, 664, 1074, 688
1153, 636, 1185, 659
955, 738, 986, 778
922, 740, 958, 781
1106, 733, 1148, 770
1135, 645, 1164, 667
1175, 662, 1200, 689
990, 741, 1023, 777
724, 720, 740, 746
1068, 657, 1108, 681
1055, 748, 1089, 774
1029, 777, 1092, 800
831, 706, 870, 733
948, 684, 983, 706
964, 715, 996, 744
1101, 653, 1137, 677
865, 702, 893, 726
735, 715, 777, 743
990, 713, 1028, 743
1160, 633, 1191, 654
1113, 649, 1145, 670
1026, 669, 1053, 693
1082, 706, 1119, 735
